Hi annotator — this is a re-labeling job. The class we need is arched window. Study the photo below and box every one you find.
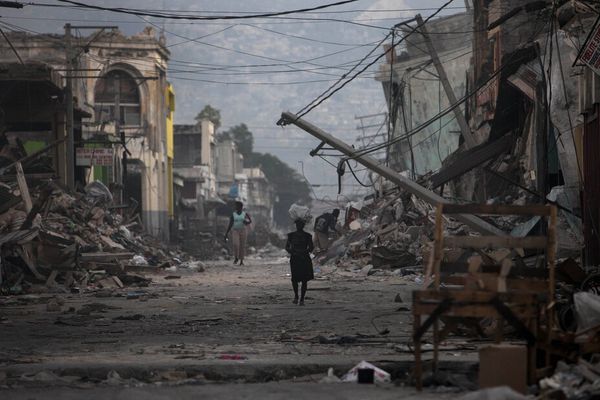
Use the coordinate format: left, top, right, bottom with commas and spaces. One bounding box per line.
94, 70, 141, 127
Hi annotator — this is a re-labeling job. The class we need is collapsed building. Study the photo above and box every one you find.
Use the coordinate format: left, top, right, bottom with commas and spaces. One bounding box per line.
0, 27, 173, 241
278, 1, 600, 394
375, 1, 584, 257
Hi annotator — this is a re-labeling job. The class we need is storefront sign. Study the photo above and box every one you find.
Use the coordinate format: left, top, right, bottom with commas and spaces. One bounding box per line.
76, 147, 114, 166
581, 23, 600, 75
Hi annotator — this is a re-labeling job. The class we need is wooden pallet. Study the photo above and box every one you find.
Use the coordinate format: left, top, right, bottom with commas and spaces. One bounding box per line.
412, 203, 557, 390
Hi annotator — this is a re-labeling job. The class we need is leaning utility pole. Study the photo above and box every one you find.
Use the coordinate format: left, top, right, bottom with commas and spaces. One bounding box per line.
64, 23, 75, 189
414, 14, 476, 149
279, 112, 504, 236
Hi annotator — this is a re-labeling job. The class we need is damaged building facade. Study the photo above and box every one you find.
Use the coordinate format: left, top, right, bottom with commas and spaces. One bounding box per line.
377, 0, 586, 259
172, 119, 275, 251
173, 119, 220, 244
0, 27, 173, 241
377, 12, 473, 176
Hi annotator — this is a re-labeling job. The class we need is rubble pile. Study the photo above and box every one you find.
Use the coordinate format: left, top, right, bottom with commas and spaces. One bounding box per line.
539, 360, 600, 399
0, 178, 194, 295
315, 186, 582, 276
317, 191, 449, 271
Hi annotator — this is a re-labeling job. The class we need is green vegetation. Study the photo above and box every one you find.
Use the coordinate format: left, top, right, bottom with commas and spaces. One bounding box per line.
195, 104, 222, 131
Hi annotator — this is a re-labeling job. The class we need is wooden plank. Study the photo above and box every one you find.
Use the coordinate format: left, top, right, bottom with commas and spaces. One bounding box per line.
15, 162, 32, 212
0, 138, 66, 176
441, 203, 552, 216
440, 261, 548, 278
413, 303, 535, 318
547, 206, 557, 359
16, 244, 45, 280
430, 134, 513, 188
413, 289, 542, 304
444, 235, 547, 249
80, 252, 134, 261
441, 275, 549, 293
0, 173, 56, 182
433, 204, 444, 289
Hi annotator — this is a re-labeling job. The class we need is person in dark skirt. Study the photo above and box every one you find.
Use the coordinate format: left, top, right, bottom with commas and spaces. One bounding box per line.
285, 219, 314, 306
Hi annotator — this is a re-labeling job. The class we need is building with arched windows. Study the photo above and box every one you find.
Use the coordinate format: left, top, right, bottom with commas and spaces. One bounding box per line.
0, 27, 173, 241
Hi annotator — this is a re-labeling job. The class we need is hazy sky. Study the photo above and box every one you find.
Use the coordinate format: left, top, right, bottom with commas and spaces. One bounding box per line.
1, 0, 468, 202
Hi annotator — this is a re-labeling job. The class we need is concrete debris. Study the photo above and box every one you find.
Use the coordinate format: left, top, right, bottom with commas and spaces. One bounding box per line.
315, 192, 448, 273
0, 160, 200, 295
539, 360, 600, 399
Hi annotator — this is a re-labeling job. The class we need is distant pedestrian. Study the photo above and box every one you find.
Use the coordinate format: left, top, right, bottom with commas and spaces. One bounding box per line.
313, 208, 340, 253
286, 219, 314, 305
224, 201, 252, 265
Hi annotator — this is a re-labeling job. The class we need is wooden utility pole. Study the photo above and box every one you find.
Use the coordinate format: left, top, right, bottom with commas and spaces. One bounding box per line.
64, 24, 118, 190
64, 23, 75, 189
280, 111, 504, 236
113, 73, 127, 204
414, 14, 476, 149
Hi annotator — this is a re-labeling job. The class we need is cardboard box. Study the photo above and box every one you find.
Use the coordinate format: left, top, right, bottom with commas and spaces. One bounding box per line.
479, 344, 527, 394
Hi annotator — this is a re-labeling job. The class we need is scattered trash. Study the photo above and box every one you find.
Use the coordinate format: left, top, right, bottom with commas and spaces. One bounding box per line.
131, 255, 149, 266
357, 367, 374, 384
319, 368, 341, 383
539, 360, 600, 399
84, 181, 113, 204
342, 361, 390, 383
217, 354, 248, 360
113, 314, 145, 321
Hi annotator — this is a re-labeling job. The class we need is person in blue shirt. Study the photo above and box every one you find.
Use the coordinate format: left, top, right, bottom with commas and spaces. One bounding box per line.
224, 201, 252, 265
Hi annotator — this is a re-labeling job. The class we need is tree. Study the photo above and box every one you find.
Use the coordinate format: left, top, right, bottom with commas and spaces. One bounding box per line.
195, 104, 221, 131
221, 124, 254, 157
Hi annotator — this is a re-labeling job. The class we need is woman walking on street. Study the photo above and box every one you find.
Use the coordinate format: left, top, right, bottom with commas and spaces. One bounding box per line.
285, 219, 314, 305
224, 201, 252, 265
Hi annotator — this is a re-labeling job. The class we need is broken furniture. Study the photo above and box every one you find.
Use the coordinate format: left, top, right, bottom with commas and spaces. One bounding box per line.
412, 203, 557, 390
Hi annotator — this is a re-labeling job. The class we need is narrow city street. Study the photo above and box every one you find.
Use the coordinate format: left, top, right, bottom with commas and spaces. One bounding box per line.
0, 256, 472, 398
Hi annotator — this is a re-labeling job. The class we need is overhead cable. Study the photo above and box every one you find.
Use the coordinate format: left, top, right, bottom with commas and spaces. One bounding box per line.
54, 0, 361, 20
288, 0, 456, 121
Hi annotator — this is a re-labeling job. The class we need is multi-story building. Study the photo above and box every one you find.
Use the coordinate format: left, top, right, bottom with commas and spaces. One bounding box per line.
173, 119, 221, 237
376, 12, 473, 176
0, 26, 173, 241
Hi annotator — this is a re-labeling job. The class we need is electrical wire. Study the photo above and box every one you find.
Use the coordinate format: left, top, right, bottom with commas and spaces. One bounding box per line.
54, 0, 361, 20
139, 15, 389, 74
289, 0, 457, 121
345, 14, 552, 162
0, 25, 23, 64
26, 3, 470, 14
346, 160, 372, 187
295, 31, 392, 116
166, 25, 235, 48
